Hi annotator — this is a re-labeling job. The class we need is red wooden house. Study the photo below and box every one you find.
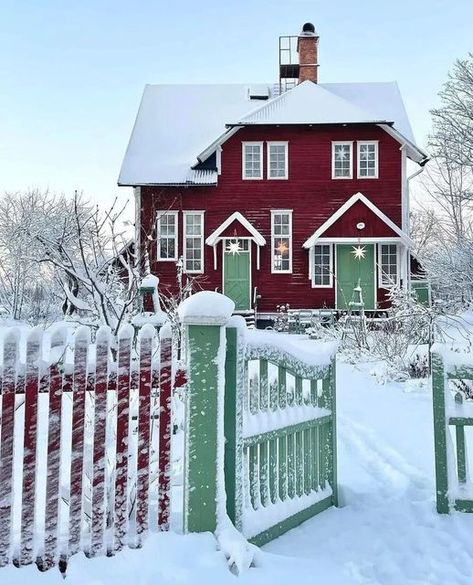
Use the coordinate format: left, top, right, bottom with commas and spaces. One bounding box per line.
119, 23, 429, 325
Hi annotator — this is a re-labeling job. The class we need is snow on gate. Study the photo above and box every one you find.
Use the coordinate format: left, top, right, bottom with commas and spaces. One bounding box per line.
0, 323, 173, 573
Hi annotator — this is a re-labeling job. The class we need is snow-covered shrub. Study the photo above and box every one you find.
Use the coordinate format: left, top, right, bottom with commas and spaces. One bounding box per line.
406, 349, 430, 379
273, 303, 290, 332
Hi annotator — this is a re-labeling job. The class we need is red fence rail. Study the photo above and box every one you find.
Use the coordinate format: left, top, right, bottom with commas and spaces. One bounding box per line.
0, 323, 174, 574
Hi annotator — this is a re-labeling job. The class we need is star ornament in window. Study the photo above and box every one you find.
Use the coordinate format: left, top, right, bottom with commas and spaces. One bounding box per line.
275, 239, 289, 256
226, 239, 242, 256
351, 245, 367, 260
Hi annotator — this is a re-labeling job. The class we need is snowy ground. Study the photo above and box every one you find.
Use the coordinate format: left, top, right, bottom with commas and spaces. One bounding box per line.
3, 358, 473, 584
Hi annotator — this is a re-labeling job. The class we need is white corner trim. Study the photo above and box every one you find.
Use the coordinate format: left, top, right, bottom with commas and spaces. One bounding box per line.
302, 192, 413, 249
205, 211, 266, 246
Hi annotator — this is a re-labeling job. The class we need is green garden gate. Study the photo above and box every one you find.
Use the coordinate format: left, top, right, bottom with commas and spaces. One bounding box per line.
179, 291, 338, 544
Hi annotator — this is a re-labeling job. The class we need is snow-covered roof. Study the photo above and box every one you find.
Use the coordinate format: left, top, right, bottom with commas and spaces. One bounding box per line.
118, 81, 426, 186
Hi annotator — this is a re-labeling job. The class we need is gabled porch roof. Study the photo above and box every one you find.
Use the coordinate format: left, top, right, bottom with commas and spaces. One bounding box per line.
205, 211, 266, 246
303, 192, 413, 248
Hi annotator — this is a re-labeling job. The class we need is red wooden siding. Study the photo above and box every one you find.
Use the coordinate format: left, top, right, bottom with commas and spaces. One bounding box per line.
139, 124, 403, 312
323, 200, 399, 238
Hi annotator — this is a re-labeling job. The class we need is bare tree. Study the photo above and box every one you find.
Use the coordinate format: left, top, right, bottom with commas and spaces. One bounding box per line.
37, 192, 139, 340
0, 189, 90, 322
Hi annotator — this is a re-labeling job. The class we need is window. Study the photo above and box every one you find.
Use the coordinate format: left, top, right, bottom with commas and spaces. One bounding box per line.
183, 212, 204, 273
358, 141, 378, 178
379, 244, 398, 286
267, 142, 288, 179
271, 211, 292, 273
332, 142, 353, 179
157, 211, 178, 261
313, 244, 332, 287
242, 142, 263, 179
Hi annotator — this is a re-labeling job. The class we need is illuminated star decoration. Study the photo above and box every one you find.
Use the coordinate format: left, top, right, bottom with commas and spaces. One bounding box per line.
226, 239, 242, 256
351, 245, 366, 260
275, 239, 289, 256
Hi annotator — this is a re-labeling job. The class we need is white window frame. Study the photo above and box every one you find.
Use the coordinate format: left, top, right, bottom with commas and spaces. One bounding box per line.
311, 244, 333, 288
156, 210, 178, 261
357, 140, 379, 179
242, 141, 263, 180
270, 210, 293, 274
267, 141, 288, 180
183, 211, 205, 274
378, 243, 399, 287
332, 141, 353, 179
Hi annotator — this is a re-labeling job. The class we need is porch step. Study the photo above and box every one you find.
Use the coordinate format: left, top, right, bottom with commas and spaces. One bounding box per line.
233, 309, 256, 329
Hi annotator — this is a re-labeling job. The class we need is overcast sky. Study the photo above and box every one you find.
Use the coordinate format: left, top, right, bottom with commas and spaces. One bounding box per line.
1, 0, 472, 212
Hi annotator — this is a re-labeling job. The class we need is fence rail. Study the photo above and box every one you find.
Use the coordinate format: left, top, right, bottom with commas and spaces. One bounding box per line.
0, 324, 173, 574
432, 345, 473, 513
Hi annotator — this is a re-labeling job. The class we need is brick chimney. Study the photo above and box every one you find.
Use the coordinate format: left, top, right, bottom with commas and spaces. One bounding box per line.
297, 22, 319, 83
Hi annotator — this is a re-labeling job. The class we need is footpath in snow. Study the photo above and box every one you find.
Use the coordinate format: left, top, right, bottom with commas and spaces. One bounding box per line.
3, 360, 473, 584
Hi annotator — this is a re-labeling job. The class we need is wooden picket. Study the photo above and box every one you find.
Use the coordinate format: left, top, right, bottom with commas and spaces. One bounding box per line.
0, 323, 174, 574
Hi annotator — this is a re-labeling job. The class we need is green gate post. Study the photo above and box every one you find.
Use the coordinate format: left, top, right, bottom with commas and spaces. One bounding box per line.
432, 350, 450, 514
180, 292, 234, 533
223, 326, 244, 530
321, 356, 338, 507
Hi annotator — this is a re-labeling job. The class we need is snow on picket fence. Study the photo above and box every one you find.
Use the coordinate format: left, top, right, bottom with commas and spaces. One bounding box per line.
0, 323, 174, 574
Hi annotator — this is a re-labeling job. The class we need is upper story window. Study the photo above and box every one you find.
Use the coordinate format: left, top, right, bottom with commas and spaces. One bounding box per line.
157, 211, 178, 261
183, 212, 204, 273
332, 142, 353, 179
242, 142, 263, 180
267, 142, 288, 179
379, 244, 398, 286
271, 210, 292, 273
358, 141, 379, 178
312, 244, 333, 287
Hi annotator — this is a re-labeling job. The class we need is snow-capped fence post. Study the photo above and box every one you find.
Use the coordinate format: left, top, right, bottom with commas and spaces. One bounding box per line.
178, 291, 235, 534
431, 349, 451, 514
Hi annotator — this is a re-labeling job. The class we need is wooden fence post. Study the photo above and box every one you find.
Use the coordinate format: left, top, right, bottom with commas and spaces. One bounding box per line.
321, 356, 338, 506
432, 350, 450, 514
179, 292, 234, 534
223, 325, 243, 530
158, 324, 173, 530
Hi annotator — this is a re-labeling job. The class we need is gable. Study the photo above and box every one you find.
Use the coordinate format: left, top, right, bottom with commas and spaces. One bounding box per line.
303, 192, 413, 248
323, 199, 399, 238
206, 212, 266, 246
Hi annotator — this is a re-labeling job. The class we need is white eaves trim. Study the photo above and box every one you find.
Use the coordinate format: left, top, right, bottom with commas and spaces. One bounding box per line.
303, 192, 414, 249
205, 211, 266, 246
378, 124, 429, 165
196, 127, 241, 164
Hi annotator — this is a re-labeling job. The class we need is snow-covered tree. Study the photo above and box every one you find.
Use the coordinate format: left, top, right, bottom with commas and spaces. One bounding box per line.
36, 192, 139, 340
0, 189, 90, 322
416, 53, 473, 302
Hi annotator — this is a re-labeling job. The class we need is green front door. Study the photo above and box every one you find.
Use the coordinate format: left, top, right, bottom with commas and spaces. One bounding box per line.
336, 244, 375, 310
223, 243, 251, 310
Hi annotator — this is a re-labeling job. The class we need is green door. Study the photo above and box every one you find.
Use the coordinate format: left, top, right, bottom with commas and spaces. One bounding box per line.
223, 245, 251, 310
336, 244, 375, 310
